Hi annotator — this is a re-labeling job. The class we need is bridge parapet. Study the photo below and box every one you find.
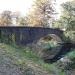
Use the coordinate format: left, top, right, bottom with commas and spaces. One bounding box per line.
0, 27, 64, 45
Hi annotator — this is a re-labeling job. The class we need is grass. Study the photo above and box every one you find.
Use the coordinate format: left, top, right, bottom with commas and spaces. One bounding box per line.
0, 43, 66, 75
67, 49, 75, 59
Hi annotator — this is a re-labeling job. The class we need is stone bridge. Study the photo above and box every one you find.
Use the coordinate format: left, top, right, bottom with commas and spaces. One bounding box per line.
1, 27, 73, 63
0, 27, 64, 45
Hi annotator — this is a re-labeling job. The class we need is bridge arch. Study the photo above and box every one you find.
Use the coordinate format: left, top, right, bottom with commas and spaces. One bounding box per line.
33, 33, 64, 60
41, 34, 63, 43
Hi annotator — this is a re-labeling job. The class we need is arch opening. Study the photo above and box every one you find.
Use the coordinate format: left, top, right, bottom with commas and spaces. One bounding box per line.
31, 34, 63, 60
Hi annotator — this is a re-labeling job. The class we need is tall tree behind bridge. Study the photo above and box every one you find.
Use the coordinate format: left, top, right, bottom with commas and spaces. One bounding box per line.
53, 1, 75, 43
53, 1, 75, 30
16, 17, 28, 26
27, 0, 56, 27
0, 11, 12, 26
61, 1, 75, 30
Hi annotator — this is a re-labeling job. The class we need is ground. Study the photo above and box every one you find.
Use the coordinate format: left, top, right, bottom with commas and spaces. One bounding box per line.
0, 43, 63, 75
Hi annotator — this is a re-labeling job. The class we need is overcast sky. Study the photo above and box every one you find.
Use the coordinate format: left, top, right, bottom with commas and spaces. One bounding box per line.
0, 0, 73, 16
0, 0, 35, 15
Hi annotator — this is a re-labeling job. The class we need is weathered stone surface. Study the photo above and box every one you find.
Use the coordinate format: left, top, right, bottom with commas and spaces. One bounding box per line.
0, 27, 64, 45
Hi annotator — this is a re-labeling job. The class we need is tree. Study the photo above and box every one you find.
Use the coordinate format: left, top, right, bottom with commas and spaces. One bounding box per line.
17, 17, 28, 26
53, 1, 75, 43
53, 1, 75, 30
0, 10, 12, 26
27, 0, 56, 27
59, 1, 75, 30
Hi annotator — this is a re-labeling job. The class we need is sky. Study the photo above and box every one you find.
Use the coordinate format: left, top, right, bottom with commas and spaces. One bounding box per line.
0, 0, 35, 16
0, 0, 73, 16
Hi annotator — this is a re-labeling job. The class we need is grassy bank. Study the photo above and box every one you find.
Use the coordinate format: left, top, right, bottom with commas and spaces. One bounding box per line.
0, 43, 65, 75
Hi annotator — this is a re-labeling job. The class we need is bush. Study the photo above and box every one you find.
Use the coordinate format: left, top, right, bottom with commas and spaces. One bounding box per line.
64, 31, 75, 43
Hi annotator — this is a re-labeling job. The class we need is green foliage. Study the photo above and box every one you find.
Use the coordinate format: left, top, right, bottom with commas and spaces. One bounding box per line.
64, 31, 75, 42
61, 1, 75, 30
53, 1, 75, 31
63, 49, 75, 70
53, 21, 63, 29
0, 43, 65, 75
0, 10, 12, 25
67, 49, 75, 60
17, 17, 28, 26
